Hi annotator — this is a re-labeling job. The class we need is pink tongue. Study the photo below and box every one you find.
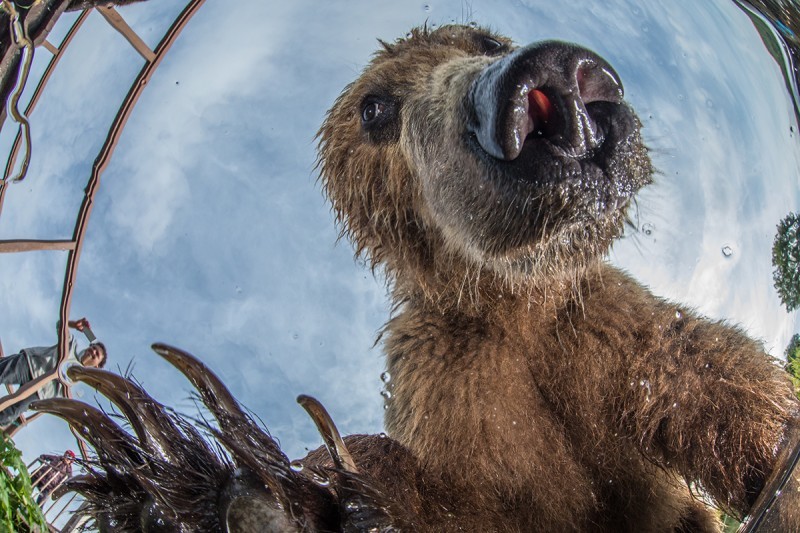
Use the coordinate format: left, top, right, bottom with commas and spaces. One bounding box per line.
528, 89, 553, 133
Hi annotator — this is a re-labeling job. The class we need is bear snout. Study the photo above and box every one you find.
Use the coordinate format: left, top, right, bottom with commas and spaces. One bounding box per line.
468, 41, 625, 162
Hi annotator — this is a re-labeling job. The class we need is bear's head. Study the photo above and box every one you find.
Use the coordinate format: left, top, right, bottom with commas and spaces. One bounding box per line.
318, 25, 652, 302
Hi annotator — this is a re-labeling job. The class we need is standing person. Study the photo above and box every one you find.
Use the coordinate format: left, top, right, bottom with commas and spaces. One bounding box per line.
31, 450, 74, 505
0, 318, 107, 426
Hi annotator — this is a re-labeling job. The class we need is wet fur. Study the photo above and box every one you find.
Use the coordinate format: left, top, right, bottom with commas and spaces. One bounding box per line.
314, 25, 799, 531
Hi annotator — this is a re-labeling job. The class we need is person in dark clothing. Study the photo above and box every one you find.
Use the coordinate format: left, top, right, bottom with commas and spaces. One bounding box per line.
31, 450, 75, 505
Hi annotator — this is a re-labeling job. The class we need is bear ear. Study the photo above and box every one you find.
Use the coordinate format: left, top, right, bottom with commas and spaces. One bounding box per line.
378, 39, 394, 53
476, 35, 508, 56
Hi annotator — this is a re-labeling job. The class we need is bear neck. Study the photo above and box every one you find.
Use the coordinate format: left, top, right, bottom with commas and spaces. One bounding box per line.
389, 252, 604, 317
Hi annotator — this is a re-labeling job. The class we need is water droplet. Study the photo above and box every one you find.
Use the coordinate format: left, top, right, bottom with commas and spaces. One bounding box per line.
640, 379, 652, 401
380, 390, 392, 400
675, 310, 683, 319
641, 222, 655, 236
422, 3, 431, 12
292, 333, 299, 340
380, 371, 391, 383
379, 432, 387, 438
290, 460, 304, 472
721, 245, 733, 257
469, 21, 478, 28
346, 500, 363, 512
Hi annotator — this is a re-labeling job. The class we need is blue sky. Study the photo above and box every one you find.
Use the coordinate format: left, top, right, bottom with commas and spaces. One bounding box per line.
0, 0, 798, 514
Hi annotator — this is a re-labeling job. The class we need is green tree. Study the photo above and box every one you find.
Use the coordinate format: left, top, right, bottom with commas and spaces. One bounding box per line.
787, 334, 800, 375
773, 212, 800, 312
0, 435, 48, 532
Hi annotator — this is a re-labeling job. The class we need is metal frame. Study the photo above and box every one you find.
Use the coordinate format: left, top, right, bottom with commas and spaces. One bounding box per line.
0, 0, 204, 529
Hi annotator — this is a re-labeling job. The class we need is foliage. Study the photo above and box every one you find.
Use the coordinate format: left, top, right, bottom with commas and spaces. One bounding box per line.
772, 212, 800, 312
787, 334, 800, 394
721, 512, 740, 533
0, 434, 47, 532
787, 333, 800, 364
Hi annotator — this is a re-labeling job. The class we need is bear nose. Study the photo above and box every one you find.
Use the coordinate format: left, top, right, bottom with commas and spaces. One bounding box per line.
468, 41, 624, 160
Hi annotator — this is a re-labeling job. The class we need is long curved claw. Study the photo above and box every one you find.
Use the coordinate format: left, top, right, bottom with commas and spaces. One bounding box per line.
298, 394, 358, 474
151, 344, 285, 460
29, 398, 173, 497
150, 344, 338, 529
37, 343, 355, 531
297, 396, 410, 531
151, 344, 307, 506
33, 395, 242, 530
54, 474, 93, 500
151, 343, 244, 420
67, 366, 184, 460
30, 398, 142, 466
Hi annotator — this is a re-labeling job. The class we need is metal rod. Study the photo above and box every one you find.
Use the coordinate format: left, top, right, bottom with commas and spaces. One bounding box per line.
56, 0, 207, 371
49, 491, 77, 524
41, 39, 57, 55
2, 9, 91, 186
0, 239, 75, 252
96, 5, 155, 62
0, 369, 59, 412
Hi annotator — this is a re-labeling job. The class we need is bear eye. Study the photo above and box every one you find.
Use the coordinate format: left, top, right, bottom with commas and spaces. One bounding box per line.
362, 100, 386, 123
480, 36, 507, 55
359, 95, 400, 143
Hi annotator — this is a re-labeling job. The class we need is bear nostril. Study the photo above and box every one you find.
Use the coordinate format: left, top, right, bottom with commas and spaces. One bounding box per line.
527, 89, 555, 138
576, 61, 623, 106
505, 87, 562, 159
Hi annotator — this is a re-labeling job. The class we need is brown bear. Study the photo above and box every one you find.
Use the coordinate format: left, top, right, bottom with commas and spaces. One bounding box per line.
315, 23, 800, 531
34, 24, 800, 532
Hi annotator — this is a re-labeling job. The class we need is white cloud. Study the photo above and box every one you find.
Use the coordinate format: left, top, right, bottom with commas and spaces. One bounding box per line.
2, 0, 798, 492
